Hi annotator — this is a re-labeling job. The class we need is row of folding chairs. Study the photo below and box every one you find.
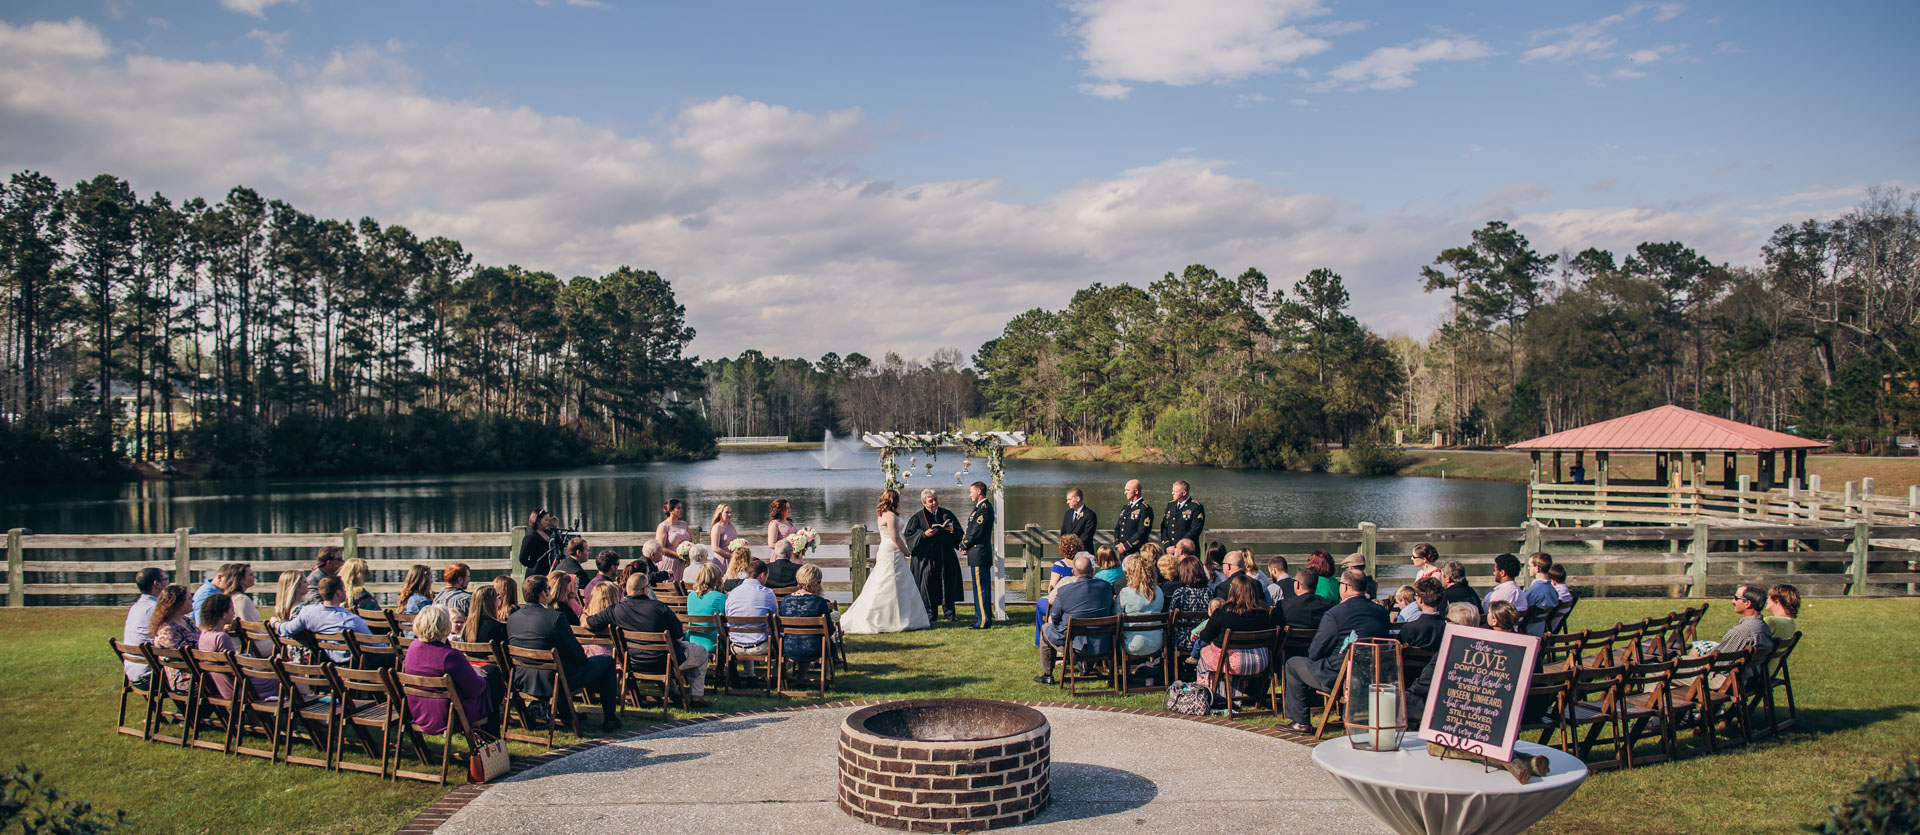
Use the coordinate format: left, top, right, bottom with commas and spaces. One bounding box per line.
1538, 604, 1714, 672
109, 638, 481, 784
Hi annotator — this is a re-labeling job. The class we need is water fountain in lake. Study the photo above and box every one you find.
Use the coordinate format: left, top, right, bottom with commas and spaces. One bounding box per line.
813, 428, 866, 470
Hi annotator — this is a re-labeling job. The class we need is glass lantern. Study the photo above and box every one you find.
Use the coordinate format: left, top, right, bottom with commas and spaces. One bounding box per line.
1344, 638, 1407, 751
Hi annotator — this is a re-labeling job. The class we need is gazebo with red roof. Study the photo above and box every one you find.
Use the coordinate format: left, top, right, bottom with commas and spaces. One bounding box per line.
1507, 404, 1827, 490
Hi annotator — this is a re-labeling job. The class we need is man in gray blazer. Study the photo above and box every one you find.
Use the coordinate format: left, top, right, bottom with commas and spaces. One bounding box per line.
1035, 555, 1113, 686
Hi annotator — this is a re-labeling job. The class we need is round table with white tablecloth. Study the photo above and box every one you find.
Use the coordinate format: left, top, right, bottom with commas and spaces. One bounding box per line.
1311, 735, 1588, 835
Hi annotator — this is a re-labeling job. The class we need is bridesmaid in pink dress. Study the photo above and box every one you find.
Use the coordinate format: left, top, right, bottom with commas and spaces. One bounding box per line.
655, 499, 692, 578
708, 504, 740, 553
767, 498, 798, 549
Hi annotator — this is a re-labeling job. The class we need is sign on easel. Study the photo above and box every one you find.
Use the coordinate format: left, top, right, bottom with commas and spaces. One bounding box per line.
1419, 624, 1540, 763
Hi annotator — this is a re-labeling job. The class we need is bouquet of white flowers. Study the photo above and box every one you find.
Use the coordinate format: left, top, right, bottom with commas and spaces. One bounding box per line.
727, 538, 749, 552
786, 528, 819, 556
676, 541, 693, 558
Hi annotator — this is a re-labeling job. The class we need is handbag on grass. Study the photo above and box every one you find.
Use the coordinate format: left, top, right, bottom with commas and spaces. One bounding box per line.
1165, 680, 1211, 716
468, 731, 510, 783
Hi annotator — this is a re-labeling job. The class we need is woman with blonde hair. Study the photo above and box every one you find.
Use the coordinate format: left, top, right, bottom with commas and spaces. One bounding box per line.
685, 562, 728, 654
491, 575, 519, 615
1117, 555, 1166, 672
343, 558, 377, 612
722, 542, 754, 593
709, 504, 739, 553
547, 571, 583, 625
581, 583, 622, 658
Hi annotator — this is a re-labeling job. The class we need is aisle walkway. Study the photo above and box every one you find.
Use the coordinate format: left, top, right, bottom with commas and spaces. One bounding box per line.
430, 704, 1380, 834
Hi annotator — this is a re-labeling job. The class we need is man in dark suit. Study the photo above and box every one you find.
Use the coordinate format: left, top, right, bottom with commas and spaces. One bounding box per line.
1282, 568, 1391, 732
586, 574, 711, 708
1440, 560, 1482, 612
1396, 577, 1447, 649
508, 574, 622, 731
552, 541, 588, 591
962, 481, 996, 629
1112, 479, 1153, 557
1035, 555, 1113, 685
1160, 480, 1205, 549
1059, 488, 1098, 548
1277, 568, 1333, 629
902, 489, 965, 622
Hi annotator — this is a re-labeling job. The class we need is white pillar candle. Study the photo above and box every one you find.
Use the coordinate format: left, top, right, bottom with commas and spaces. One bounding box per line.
1369, 684, 1401, 749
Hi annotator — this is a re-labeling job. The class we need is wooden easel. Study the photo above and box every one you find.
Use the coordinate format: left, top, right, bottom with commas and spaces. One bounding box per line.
1426, 741, 1550, 784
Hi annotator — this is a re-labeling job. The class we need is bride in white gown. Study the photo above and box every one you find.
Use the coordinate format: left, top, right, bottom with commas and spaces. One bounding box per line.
841, 489, 931, 634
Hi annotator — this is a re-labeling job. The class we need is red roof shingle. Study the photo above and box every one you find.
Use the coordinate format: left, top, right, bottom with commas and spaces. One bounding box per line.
1506, 404, 1826, 452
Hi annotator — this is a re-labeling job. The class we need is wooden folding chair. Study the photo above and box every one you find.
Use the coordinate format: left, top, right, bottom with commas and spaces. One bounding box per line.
450, 639, 508, 720
358, 607, 389, 634
187, 648, 275, 759
1617, 658, 1677, 767
1573, 624, 1621, 669
109, 638, 161, 742
1210, 627, 1280, 719
394, 672, 487, 785
652, 581, 687, 598
721, 616, 778, 697
1564, 664, 1627, 770
1758, 632, 1801, 733
1540, 631, 1586, 673
1117, 610, 1173, 693
618, 629, 692, 709
682, 615, 726, 685
1276, 626, 1316, 704
313, 633, 355, 668
767, 585, 799, 605
1700, 647, 1758, 751
232, 653, 296, 764
346, 630, 402, 670
1610, 620, 1650, 665
1060, 615, 1121, 697
141, 645, 198, 748
1680, 604, 1709, 643
1170, 608, 1207, 681
328, 665, 407, 779
774, 616, 835, 696
1661, 653, 1717, 756
1310, 651, 1356, 740
1547, 598, 1577, 634
505, 646, 578, 747
271, 658, 351, 769
657, 593, 690, 616
1517, 668, 1574, 747
238, 620, 283, 658
386, 609, 417, 638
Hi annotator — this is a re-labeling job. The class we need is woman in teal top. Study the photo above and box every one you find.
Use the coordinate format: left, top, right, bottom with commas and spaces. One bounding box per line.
1117, 556, 1165, 658
1093, 546, 1126, 587
685, 563, 728, 653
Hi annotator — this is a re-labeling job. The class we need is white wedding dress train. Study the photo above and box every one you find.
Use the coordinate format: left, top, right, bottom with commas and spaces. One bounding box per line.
840, 519, 931, 634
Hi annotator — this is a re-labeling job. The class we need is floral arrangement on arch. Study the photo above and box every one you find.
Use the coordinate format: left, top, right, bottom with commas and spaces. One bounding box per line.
874, 431, 1007, 495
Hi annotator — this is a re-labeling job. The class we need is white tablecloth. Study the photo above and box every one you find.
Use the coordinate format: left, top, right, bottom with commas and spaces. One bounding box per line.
1311, 736, 1588, 835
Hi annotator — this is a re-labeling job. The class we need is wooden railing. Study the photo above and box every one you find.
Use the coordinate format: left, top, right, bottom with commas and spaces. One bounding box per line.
1529, 477, 1920, 530
7, 520, 1919, 606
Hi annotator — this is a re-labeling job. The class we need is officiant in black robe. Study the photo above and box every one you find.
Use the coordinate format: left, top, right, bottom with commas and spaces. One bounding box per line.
903, 490, 964, 621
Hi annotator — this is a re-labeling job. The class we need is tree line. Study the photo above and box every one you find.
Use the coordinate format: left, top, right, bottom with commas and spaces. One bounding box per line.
0, 170, 714, 481
699, 348, 982, 440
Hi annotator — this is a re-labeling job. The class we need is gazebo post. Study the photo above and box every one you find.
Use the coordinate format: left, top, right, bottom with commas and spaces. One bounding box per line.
1795, 449, 1808, 486
1529, 451, 1541, 484
1596, 451, 1610, 487
1723, 452, 1737, 490
1758, 451, 1777, 491
1552, 451, 1562, 483
1655, 452, 1669, 485
1691, 451, 1706, 488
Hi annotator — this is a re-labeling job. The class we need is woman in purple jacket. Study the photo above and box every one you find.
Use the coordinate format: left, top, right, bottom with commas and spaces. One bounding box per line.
402, 605, 496, 734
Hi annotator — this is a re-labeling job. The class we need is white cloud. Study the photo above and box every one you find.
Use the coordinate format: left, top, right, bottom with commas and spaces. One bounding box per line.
244, 29, 291, 59
565, 0, 610, 8
1523, 3, 1695, 84
1318, 37, 1491, 91
222, 0, 294, 18
0, 17, 110, 61
1067, 0, 1334, 91
1077, 81, 1132, 99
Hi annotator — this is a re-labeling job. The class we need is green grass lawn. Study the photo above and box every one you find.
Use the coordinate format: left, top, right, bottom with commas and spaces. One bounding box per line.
2, 599, 1914, 834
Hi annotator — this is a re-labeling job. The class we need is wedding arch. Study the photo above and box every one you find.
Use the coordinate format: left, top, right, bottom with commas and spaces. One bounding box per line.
862, 431, 1025, 620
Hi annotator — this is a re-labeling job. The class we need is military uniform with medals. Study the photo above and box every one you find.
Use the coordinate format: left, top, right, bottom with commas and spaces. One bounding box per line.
1161, 496, 1206, 551
1113, 499, 1154, 555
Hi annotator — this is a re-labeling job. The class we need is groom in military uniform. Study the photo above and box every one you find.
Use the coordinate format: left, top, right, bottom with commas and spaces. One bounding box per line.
903, 488, 964, 622
962, 481, 996, 629
1161, 479, 1205, 551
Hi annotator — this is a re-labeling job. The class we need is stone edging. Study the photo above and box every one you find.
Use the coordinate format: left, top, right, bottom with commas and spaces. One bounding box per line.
395, 700, 1326, 834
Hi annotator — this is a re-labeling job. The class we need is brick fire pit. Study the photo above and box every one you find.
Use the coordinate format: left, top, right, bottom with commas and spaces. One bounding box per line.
837, 699, 1051, 832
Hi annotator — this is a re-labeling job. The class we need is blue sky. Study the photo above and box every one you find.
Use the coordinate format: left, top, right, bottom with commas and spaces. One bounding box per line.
1, 1, 1914, 360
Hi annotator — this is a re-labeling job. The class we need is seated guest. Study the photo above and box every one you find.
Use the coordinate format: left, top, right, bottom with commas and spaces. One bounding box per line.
492, 575, 520, 614
303, 546, 344, 606
1338, 553, 1378, 598
196, 594, 278, 702
150, 586, 198, 693
685, 563, 728, 654
553, 537, 590, 590
721, 544, 753, 593
1766, 583, 1800, 641
398, 564, 435, 617
342, 558, 377, 613
433, 563, 474, 631
1440, 560, 1482, 612
1446, 602, 1480, 627
1305, 550, 1338, 600
277, 577, 374, 664
509, 574, 622, 731
1391, 585, 1418, 623
547, 571, 583, 626
1265, 555, 1294, 602
1035, 535, 1083, 647
1035, 555, 1113, 686
123, 567, 169, 685
1410, 542, 1441, 582
1203, 541, 1229, 592
1408, 602, 1485, 724
1397, 577, 1447, 649
1093, 545, 1124, 587
589, 574, 711, 708
778, 564, 837, 670
1118, 555, 1166, 675
581, 583, 622, 658
190, 563, 236, 626
1523, 552, 1559, 634
404, 605, 497, 734
1150, 544, 1178, 585
1484, 554, 1530, 627
1164, 556, 1213, 658
462, 586, 509, 645
270, 571, 311, 663
681, 544, 713, 585
724, 559, 778, 664
1277, 569, 1333, 629
1547, 564, 1574, 603
1282, 568, 1390, 733
1703, 584, 1774, 690
1192, 574, 1274, 693
1211, 550, 1272, 607
223, 563, 262, 626
1486, 600, 1521, 633
766, 539, 802, 588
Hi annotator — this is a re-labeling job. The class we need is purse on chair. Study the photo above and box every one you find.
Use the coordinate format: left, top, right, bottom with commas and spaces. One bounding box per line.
468, 731, 511, 783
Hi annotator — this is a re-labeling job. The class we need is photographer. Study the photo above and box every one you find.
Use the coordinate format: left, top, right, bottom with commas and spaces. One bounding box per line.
520, 509, 561, 577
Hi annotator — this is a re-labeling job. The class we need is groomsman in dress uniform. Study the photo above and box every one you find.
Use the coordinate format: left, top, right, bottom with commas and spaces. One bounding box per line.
1160, 480, 1205, 550
1112, 479, 1154, 557
962, 482, 996, 629
1060, 488, 1099, 547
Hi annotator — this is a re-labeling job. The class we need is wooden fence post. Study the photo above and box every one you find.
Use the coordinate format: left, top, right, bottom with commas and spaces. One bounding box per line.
341, 527, 359, 562
1359, 522, 1377, 578
1024, 531, 1043, 605
508, 525, 527, 580
1522, 520, 1542, 556
173, 527, 193, 588
849, 524, 869, 600
1848, 520, 1870, 596
6, 528, 25, 608
1688, 520, 1709, 599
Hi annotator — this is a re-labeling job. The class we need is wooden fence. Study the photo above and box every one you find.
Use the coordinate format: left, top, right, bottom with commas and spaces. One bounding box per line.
1530, 476, 1920, 530
8, 519, 1919, 607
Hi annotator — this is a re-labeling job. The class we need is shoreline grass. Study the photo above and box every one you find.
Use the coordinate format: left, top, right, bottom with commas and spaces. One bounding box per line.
2, 599, 1914, 833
